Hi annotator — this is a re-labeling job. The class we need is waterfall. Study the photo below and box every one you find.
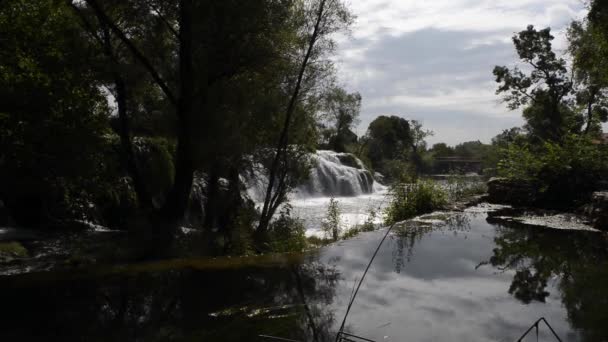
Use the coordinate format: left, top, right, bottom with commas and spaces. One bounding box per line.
295, 150, 376, 197
244, 150, 381, 202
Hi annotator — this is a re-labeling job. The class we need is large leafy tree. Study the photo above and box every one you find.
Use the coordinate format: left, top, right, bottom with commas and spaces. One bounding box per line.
361, 115, 412, 179
318, 86, 361, 152
493, 25, 580, 142
257, 0, 354, 236
0, 0, 112, 225
568, 7, 608, 135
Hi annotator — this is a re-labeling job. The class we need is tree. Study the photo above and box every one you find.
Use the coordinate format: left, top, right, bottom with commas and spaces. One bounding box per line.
322, 197, 341, 241
319, 86, 361, 152
70, 0, 194, 223
408, 120, 433, 176
568, 18, 608, 135
493, 25, 578, 142
257, 0, 354, 238
0, 0, 112, 226
491, 127, 526, 148
429, 143, 454, 158
365, 115, 412, 175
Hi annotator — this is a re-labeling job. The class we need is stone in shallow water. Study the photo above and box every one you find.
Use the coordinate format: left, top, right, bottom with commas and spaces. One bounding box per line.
589, 191, 608, 231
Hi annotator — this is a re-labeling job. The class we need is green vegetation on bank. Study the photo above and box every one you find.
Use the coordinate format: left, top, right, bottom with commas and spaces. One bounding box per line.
488, 3, 608, 207
0, 0, 357, 255
1, 0, 607, 258
384, 172, 486, 225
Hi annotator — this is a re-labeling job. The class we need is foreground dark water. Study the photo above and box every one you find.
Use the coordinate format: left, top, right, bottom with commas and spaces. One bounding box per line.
1, 206, 607, 341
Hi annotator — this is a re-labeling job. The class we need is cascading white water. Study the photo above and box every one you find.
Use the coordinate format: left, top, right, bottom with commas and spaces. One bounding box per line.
244, 150, 383, 202
242, 150, 388, 237
294, 150, 377, 198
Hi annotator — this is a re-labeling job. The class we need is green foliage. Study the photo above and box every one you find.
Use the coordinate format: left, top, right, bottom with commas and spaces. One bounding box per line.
364, 115, 411, 177
318, 86, 361, 152
445, 173, 487, 201
361, 206, 378, 232
568, 19, 608, 134
425, 140, 498, 175
429, 143, 454, 158
134, 137, 175, 201
227, 208, 257, 256
493, 25, 578, 142
322, 198, 341, 241
0, 0, 112, 226
0, 242, 28, 262
497, 135, 608, 205
384, 179, 447, 225
267, 206, 308, 253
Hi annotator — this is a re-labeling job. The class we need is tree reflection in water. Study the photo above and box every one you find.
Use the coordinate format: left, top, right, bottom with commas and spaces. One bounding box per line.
484, 218, 608, 342
0, 256, 340, 341
391, 213, 471, 273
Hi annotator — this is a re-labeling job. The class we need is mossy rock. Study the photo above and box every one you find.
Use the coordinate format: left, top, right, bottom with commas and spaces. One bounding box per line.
337, 153, 362, 169
0, 241, 28, 261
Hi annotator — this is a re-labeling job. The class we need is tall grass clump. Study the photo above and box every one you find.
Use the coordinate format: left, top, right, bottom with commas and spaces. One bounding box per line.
384, 179, 447, 225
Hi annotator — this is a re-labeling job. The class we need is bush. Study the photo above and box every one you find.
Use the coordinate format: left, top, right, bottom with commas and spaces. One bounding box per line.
497, 135, 608, 206
267, 205, 307, 253
384, 180, 447, 225
322, 198, 341, 241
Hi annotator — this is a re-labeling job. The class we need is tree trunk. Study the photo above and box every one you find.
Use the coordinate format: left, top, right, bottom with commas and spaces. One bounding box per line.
70, 2, 153, 209
585, 88, 597, 134
256, 0, 327, 236
114, 76, 154, 210
161, 0, 195, 221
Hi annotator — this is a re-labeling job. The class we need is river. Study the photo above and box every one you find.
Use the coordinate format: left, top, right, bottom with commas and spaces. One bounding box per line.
1, 151, 606, 341
1, 204, 606, 341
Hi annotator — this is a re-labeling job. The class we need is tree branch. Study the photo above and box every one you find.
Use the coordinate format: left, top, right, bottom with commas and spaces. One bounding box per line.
83, 0, 177, 106
143, 0, 179, 39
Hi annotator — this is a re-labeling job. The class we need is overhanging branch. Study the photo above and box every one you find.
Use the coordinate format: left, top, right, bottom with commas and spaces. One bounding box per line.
83, 0, 178, 106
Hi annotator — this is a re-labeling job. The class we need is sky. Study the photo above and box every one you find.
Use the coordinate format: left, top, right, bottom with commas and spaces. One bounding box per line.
333, 0, 588, 146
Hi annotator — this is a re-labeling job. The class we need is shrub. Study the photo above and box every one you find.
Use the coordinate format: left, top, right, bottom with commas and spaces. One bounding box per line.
384, 180, 447, 225
322, 198, 341, 241
267, 205, 307, 253
497, 135, 608, 205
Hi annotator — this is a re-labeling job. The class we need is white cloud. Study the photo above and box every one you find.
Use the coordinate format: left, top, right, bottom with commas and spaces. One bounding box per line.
335, 0, 587, 144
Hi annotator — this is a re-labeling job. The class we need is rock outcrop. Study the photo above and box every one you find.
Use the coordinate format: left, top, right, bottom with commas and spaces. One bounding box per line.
587, 191, 608, 231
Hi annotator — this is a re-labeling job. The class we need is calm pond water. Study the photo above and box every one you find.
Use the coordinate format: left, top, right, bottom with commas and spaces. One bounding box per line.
0, 204, 607, 341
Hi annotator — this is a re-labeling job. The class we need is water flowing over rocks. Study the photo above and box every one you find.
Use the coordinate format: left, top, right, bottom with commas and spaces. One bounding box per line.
245, 150, 380, 202
296, 150, 376, 197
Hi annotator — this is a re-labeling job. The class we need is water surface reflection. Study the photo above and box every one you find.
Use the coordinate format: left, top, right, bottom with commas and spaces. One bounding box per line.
1, 206, 607, 341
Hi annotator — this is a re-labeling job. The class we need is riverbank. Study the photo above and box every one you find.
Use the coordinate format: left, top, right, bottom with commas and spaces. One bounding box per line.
487, 177, 608, 231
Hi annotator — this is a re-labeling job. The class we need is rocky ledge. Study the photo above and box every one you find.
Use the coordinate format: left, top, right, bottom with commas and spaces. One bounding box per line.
584, 191, 608, 231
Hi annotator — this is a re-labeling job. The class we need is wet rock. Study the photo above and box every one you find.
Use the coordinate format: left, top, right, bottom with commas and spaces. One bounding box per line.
374, 172, 385, 184
487, 177, 538, 206
487, 207, 599, 232
588, 191, 608, 231
336, 153, 362, 169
